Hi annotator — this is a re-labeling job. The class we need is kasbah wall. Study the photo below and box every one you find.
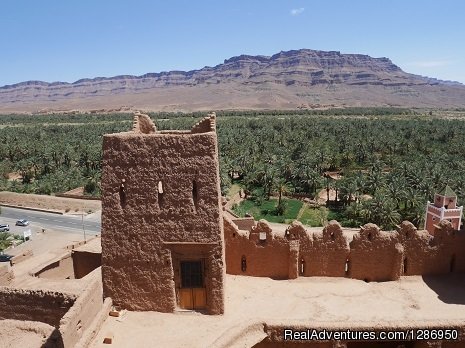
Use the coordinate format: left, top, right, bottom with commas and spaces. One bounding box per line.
225, 216, 465, 281
101, 113, 225, 314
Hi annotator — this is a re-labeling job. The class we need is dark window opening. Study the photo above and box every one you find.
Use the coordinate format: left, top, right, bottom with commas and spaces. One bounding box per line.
192, 180, 198, 212
363, 278, 370, 283
403, 258, 408, 275
299, 258, 305, 276
367, 232, 372, 241
330, 232, 335, 240
241, 256, 247, 272
232, 233, 236, 238
180, 261, 203, 288
450, 254, 456, 273
119, 180, 126, 208
158, 181, 164, 208
445, 204, 449, 209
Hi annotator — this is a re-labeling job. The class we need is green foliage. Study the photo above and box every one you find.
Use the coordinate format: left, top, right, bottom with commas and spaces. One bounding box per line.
233, 198, 303, 223
1, 109, 465, 228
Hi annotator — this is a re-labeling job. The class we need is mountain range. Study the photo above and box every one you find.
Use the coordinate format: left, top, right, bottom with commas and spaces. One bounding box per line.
1, 49, 465, 113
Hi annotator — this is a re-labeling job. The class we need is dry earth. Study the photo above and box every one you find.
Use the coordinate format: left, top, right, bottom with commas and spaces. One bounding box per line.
0, 191, 101, 213
90, 274, 465, 348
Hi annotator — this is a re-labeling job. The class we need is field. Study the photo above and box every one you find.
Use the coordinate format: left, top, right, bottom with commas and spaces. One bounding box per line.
1, 108, 465, 229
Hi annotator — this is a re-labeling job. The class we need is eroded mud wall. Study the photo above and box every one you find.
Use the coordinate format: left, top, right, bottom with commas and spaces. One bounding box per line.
0, 287, 76, 327
225, 218, 465, 281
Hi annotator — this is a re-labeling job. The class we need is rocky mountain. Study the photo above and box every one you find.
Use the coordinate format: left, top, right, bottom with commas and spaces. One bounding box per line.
1, 49, 465, 113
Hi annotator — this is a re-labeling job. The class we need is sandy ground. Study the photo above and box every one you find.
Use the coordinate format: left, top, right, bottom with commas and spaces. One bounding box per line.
90, 274, 465, 348
0, 191, 101, 213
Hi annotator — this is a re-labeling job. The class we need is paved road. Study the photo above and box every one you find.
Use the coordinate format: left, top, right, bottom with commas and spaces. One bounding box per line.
0, 206, 101, 234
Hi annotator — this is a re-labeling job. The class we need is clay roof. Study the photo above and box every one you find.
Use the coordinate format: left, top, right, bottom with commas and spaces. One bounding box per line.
438, 185, 456, 197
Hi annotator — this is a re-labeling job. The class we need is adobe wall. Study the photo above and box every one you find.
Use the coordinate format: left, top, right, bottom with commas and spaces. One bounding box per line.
224, 217, 465, 282
225, 219, 290, 279
349, 224, 403, 281
304, 222, 349, 277
59, 268, 106, 348
0, 287, 76, 327
101, 114, 224, 314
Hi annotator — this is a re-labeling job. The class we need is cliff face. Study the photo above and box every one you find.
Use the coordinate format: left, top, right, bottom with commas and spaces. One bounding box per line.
1, 49, 464, 112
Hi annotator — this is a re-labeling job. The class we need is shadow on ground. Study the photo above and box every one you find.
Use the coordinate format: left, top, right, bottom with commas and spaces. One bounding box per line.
422, 273, 465, 305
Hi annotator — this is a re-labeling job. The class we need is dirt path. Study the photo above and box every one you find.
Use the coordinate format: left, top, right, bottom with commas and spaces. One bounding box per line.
296, 202, 308, 220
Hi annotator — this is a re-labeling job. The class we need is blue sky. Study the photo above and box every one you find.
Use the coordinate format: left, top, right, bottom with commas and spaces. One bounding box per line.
1, 0, 464, 85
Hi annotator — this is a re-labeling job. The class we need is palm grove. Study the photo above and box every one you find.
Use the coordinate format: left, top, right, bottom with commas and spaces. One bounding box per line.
1, 110, 464, 230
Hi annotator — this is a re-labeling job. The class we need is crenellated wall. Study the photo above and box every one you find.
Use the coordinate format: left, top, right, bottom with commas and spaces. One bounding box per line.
225, 217, 465, 281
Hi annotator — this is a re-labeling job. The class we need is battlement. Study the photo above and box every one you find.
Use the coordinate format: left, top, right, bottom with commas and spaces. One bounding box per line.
128, 111, 216, 136
225, 216, 465, 281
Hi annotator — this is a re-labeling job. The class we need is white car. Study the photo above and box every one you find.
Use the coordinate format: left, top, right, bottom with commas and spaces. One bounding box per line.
15, 219, 30, 226
0, 224, 9, 232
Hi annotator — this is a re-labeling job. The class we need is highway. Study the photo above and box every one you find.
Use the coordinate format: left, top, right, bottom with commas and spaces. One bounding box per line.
0, 206, 101, 234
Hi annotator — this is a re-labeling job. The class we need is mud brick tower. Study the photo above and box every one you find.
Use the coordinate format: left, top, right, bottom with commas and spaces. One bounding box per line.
425, 185, 463, 235
101, 112, 224, 314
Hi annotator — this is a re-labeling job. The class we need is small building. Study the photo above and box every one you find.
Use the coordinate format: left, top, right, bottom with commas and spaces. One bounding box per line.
425, 185, 463, 234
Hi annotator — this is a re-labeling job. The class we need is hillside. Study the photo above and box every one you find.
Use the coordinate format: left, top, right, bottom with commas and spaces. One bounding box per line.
1, 49, 465, 113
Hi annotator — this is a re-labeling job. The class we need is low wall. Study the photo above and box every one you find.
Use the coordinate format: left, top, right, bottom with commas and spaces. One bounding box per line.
225, 217, 465, 282
59, 268, 105, 348
0, 287, 76, 327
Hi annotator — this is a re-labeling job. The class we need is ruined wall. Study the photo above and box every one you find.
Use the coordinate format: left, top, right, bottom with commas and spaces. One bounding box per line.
0, 287, 76, 327
101, 114, 224, 314
225, 217, 465, 282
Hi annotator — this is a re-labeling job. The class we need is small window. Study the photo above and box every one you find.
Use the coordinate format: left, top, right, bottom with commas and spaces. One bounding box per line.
367, 232, 372, 241
299, 258, 305, 276
158, 181, 164, 208
403, 258, 408, 275
119, 179, 126, 208
330, 232, 335, 240
192, 180, 198, 212
241, 256, 247, 272
432, 217, 436, 221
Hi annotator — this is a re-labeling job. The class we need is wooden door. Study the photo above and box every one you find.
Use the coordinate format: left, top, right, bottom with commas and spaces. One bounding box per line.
178, 260, 206, 310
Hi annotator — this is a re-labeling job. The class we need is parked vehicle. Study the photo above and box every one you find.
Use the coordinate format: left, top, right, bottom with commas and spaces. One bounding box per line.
0, 253, 13, 266
15, 219, 30, 226
0, 224, 9, 232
